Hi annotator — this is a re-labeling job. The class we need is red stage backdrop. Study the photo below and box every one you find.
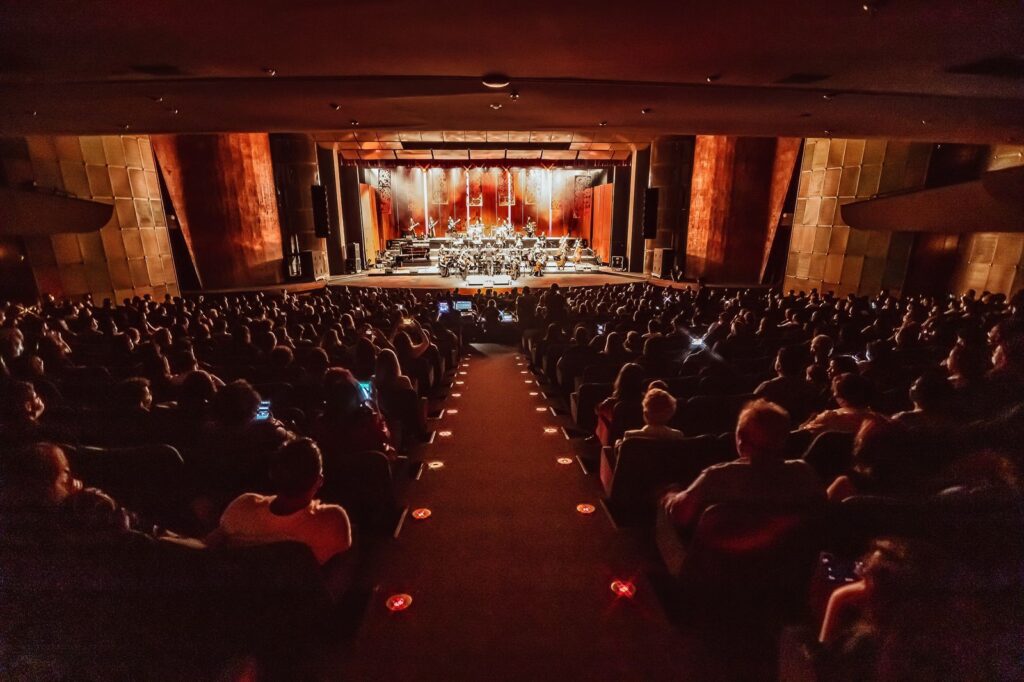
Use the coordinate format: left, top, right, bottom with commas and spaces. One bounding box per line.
372, 167, 606, 242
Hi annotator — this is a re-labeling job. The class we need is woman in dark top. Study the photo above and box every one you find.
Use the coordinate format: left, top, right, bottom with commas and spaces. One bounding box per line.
594, 362, 645, 447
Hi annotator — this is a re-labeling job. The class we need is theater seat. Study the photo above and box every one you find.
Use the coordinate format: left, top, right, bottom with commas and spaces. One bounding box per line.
600, 434, 733, 525
320, 449, 400, 536
677, 393, 754, 436
656, 501, 824, 607
802, 431, 855, 482
65, 443, 186, 520
570, 382, 612, 432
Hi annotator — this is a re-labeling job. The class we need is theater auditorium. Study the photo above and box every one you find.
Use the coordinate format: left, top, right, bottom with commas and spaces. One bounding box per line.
1, 2, 1023, 680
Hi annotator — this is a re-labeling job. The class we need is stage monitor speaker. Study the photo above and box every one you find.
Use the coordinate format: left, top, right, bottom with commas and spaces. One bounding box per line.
345, 242, 362, 273
611, 255, 625, 270
311, 185, 330, 237
642, 188, 659, 238
652, 247, 674, 280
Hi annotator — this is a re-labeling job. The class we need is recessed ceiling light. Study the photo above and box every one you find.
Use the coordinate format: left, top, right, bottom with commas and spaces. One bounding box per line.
598, 121, 608, 127
509, 90, 520, 100
29, 110, 38, 117
640, 107, 652, 115
330, 102, 341, 111
350, 120, 360, 126
168, 108, 180, 115
705, 74, 721, 83
822, 93, 835, 101
482, 73, 511, 89
263, 67, 277, 76
149, 95, 164, 103
120, 123, 131, 130
921, 119, 928, 125
823, 129, 833, 137
490, 103, 503, 110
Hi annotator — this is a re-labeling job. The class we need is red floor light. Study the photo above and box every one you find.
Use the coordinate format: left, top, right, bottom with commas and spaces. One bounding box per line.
459, 371, 468, 375
456, 380, 465, 385
520, 370, 528, 374
411, 508, 432, 520
446, 408, 459, 414
576, 503, 596, 514
524, 380, 533, 384
544, 427, 558, 434
535, 406, 547, 412
451, 392, 462, 397
438, 430, 453, 437
426, 460, 444, 469
557, 457, 573, 465
529, 391, 539, 396
386, 593, 413, 611
610, 580, 636, 598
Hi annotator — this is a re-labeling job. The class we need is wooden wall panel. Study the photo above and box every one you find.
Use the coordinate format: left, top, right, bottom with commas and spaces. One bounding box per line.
386, 166, 601, 237
153, 133, 283, 289
359, 183, 382, 259
591, 183, 614, 263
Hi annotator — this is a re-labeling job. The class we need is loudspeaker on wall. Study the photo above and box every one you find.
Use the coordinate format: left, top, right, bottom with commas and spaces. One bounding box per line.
311, 185, 330, 237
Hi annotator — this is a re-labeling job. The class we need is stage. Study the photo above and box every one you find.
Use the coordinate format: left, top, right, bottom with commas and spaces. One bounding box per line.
329, 265, 645, 291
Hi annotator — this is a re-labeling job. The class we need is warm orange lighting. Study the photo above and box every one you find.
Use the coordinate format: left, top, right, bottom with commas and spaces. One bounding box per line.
610, 580, 636, 598
576, 503, 596, 514
529, 391, 539, 396
439, 430, 453, 437
459, 371, 468, 375
520, 371, 528, 374
456, 381, 465, 385
535, 406, 547, 412
411, 508, 432, 520
524, 380, 533, 384
447, 408, 459, 414
452, 392, 462, 397
544, 427, 558, 434
557, 457, 573, 465
386, 593, 413, 611
427, 460, 444, 469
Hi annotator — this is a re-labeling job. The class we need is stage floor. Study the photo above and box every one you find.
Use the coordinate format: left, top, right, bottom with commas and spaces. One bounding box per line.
329, 266, 645, 290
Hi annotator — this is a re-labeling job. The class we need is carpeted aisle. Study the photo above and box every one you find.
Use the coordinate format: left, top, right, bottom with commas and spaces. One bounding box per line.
332, 344, 697, 681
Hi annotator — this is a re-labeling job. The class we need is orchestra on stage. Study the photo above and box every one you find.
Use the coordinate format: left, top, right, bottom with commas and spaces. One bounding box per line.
376, 216, 596, 282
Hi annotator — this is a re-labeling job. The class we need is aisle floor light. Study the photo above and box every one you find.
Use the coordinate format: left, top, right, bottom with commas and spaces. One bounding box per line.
438, 430, 453, 437
544, 427, 558, 434
411, 508, 432, 520
447, 408, 459, 414
557, 457, 573, 465
536, 406, 547, 412
452, 393, 462, 397
610, 580, 636, 598
386, 593, 413, 611
576, 503, 596, 514
426, 460, 444, 470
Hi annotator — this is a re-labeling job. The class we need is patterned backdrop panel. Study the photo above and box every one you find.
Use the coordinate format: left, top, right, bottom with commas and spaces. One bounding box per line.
429, 168, 449, 205
525, 169, 542, 205
497, 169, 515, 206
573, 174, 591, 218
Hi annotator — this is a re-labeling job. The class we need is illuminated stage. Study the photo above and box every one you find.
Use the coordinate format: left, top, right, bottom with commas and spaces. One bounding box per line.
330, 266, 644, 290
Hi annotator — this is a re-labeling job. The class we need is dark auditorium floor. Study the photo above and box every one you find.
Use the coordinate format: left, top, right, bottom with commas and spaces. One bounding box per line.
320, 344, 776, 681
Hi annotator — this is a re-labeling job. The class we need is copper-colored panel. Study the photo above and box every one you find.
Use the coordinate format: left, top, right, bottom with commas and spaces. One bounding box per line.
826, 139, 847, 168
60, 161, 90, 197
102, 137, 126, 166
109, 167, 132, 198
507, 131, 531, 142
100, 226, 126, 261
80, 137, 106, 165
822, 168, 841, 197
78, 231, 104, 264
107, 258, 132, 289
52, 233, 81, 264
123, 137, 143, 168
127, 257, 149, 288
59, 263, 89, 295
86, 165, 113, 197
129, 168, 148, 197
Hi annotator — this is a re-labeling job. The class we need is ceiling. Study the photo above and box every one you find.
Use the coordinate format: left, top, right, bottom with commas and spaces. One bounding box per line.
1, 1, 1023, 145
312, 130, 644, 163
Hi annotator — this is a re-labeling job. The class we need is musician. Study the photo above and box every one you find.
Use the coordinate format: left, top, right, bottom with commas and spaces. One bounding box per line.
524, 218, 537, 238
447, 216, 461, 236
573, 239, 583, 266
404, 218, 420, 239
426, 217, 438, 239
531, 247, 547, 277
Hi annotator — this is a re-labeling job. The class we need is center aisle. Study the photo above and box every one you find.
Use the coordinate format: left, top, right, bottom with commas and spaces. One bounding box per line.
335, 344, 693, 681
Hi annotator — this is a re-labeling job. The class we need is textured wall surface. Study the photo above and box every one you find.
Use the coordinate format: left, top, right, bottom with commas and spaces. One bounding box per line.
783, 138, 931, 296
2, 135, 178, 301
950, 144, 1024, 294
152, 133, 284, 289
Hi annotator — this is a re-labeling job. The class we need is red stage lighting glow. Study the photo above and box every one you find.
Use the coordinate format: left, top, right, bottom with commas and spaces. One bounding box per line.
386, 593, 413, 611
610, 580, 636, 598
557, 457, 573, 465
544, 427, 558, 434
576, 503, 596, 514
411, 508, 432, 520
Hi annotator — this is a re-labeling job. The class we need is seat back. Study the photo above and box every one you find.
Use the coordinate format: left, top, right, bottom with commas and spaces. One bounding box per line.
572, 382, 612, 431
66, 443, 185, 519
678, 393, 754, 436
802, 430, 855, 482
681, 502, 824, 597
607, 435, 733, 523
321, 450, 398, 535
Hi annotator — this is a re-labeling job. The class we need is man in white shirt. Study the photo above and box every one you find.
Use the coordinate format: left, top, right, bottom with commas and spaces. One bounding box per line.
211, 438, 352, 565
662, 399, 824, 530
